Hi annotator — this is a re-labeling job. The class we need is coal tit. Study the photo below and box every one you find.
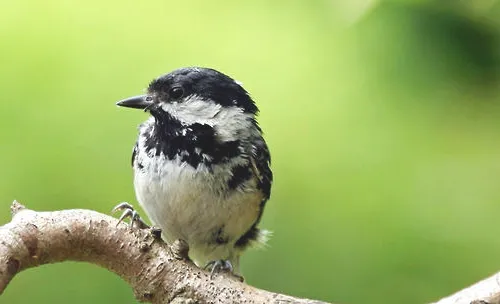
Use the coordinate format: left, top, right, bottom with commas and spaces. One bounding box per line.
114, 67, 272, 276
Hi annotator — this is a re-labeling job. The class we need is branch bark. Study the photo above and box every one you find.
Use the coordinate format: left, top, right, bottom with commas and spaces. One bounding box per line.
2, 201, 500, 304
433, 273, 500, 304
0, 201, 326, 304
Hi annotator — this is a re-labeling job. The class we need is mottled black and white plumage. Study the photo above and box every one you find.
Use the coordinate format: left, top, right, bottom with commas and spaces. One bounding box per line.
116, 67, 272, 274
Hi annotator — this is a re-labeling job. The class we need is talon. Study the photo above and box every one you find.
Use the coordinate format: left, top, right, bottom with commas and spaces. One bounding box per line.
205, 260, 234, 279
111, 202, 150, 229
112, 202, 134, 213
117, 208, 134, 227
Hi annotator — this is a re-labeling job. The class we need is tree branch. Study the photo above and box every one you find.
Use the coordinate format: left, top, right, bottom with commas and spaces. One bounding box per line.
433, 273, 500, 304
2, 201, 500, 304
0, 201, 326, 304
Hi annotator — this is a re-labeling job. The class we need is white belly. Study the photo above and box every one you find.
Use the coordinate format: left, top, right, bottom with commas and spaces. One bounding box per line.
133, 156, 262, 267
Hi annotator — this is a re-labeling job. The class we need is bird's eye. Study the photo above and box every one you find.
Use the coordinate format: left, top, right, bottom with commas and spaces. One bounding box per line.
169, 87, 184, 99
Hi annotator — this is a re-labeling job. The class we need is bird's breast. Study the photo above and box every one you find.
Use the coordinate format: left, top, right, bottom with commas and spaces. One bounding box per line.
133, 152, 262, 265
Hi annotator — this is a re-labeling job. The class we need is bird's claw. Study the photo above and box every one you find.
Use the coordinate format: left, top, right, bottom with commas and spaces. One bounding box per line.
204, 260, 236, 279
112, 202, 150, 229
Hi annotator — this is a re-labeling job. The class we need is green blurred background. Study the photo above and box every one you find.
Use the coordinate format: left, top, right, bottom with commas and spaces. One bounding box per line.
1, 0, 500, 303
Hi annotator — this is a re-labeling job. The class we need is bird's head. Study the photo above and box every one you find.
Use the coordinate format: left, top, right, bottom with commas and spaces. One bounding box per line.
117, 67, 260, 140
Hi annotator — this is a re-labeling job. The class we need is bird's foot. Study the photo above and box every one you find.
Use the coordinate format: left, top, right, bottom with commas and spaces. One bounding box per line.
205, 259, 233, 278
112, 202, 150, 229
204, 260, 244, 281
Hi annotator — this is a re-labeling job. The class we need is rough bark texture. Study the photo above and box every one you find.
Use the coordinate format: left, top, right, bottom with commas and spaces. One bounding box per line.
433, 273, 500, 304
0, 201, 326, 304
2, 201, 500, 304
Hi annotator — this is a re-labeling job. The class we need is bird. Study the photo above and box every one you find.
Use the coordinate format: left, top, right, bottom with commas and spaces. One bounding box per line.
113, 67, 272, 277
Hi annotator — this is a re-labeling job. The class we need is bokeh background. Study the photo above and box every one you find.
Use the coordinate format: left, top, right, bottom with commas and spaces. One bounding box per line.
1, 0, 500, 303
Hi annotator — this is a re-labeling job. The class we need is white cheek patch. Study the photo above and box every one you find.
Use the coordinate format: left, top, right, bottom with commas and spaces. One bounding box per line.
160, 95, 255, 141
161, 95, 223, 125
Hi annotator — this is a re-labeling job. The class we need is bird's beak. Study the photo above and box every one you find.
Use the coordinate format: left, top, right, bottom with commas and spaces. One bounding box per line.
116, 95, 153, 110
